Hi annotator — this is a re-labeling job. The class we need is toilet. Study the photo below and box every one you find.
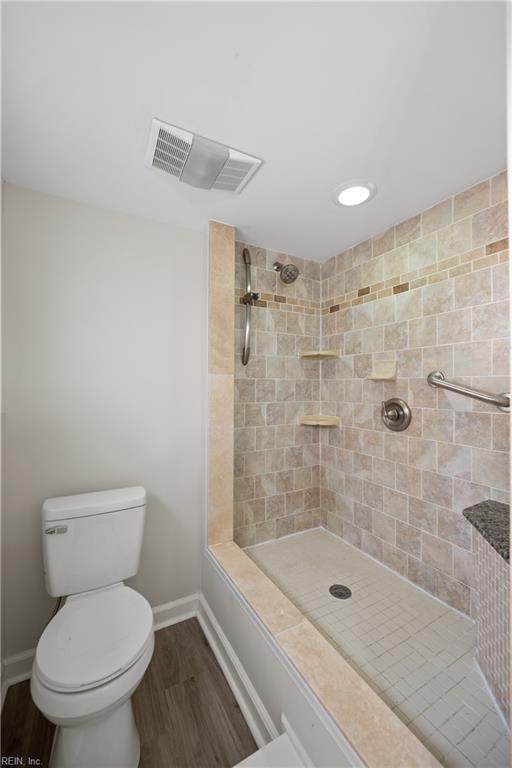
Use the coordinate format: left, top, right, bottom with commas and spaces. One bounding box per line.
31, 487, 154, 768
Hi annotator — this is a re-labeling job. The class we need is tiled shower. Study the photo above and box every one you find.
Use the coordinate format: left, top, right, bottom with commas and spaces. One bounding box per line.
234, 170, 508, 614
234, 172, 510, 768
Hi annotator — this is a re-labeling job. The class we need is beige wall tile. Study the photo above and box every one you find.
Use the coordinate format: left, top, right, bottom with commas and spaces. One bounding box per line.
362, 530, 383, 560
372, 509, 396, 544
361, 255, 383, 286
408, 497, 436, 534
208, 374, 234, 544
422, 281, 453, 315
396, 463, 422, 497
234, 525, 255, 547
422, 470, 452, 508
453, 179, 490, 221
395, 289, 422, 321
383, 487, 409, 521
422, 344, 453, 377
363, 480, 383, 509
422, 409, 453, 442
384, 433, 408, 464
437, 308, 471, 344
453, 546, 474, 586
354, 501, 372, 531
255, 519, 276, 543
454, 341, 492, 376
454, 268, 492, 308
421, 198, 452, 235
435, 571, 470, 613
396, 215, 421, 247
352, 239, 372, 265
437, 442, 471, 480
408, 555, 436, 593
383, 245, 409, 279
372, 457, 396, 488
409, 437, 437, 471
492, 414, 509, 452
437, 219, 471, 260
454, 412, 492, 448
437, 507, 472, 550
491, 171, 507, 205
409, 377, 436, 407
397, 349, 422, 378
384, 321, 408, 350
492, 339, 510, 375
472, 301, 509, 340
396, 521, 421, 557
492, 262, 509, 302
381, 542, 408, 575
373, 226, 395, 256
472, 448, 509, 491
209, 221, 235, 374
422, 532, 453, 574
409, 316, 437, 348
472, 201, 508, 246
409, 234, 437, 270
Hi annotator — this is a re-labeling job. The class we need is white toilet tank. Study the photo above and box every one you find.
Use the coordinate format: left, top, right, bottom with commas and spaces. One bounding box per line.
42, 487, 146, 597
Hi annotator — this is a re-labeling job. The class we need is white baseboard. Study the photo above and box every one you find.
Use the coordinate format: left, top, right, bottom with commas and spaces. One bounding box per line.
197, 593, 277, 748
1, 648, 35, 708
152, 592, 200, 631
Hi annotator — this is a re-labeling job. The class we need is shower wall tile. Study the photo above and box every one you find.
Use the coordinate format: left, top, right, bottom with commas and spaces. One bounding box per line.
320, 170, 510, 615
230, 172, 509, 617
421, 198, 452, 236
233, 245, 322, 546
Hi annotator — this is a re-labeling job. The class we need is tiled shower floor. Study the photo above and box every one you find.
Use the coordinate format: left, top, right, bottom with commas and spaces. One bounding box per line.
246, 529, 510, 768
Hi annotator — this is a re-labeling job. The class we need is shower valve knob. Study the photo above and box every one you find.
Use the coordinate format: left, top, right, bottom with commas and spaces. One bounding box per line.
381, 398, 412, 432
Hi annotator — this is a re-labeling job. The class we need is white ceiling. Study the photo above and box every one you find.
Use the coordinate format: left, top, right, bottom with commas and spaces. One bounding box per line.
2, 2, 507, 261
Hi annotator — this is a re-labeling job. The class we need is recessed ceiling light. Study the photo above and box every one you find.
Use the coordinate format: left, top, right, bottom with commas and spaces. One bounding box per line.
333, 180, 377, 207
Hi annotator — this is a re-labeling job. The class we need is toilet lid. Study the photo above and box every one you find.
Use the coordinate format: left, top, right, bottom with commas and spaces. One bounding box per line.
35, 584, 154, 692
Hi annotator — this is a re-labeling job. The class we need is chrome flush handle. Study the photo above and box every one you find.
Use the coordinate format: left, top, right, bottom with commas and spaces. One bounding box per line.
45, 525, 68, 535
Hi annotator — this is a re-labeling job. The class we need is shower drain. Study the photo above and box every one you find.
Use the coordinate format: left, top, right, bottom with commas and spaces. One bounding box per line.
329, 584, 352, 599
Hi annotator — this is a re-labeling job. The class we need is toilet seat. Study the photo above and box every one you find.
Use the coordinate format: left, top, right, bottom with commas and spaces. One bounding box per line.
34, 583, 154, 693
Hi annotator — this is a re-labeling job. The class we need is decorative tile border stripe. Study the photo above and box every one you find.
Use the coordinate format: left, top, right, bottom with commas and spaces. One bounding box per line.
235, 290, 321, 314
322, 239, 509, 314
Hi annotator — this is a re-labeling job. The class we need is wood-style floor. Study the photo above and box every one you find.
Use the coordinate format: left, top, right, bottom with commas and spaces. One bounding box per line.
1, 618, 257, 768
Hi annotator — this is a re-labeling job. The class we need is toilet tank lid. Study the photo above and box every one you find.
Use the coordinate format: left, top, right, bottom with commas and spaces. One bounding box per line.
42, 486, 146, 522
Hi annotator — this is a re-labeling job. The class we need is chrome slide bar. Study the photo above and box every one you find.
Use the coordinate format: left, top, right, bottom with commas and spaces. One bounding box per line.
241, 248, 260, 366
427, 370, 510, 412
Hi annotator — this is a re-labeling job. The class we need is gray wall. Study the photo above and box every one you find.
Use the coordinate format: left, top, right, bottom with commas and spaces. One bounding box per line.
2, 184, 206, 657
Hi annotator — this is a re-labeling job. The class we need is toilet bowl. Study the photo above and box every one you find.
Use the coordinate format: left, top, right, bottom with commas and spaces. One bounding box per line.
32, 582, 154, 768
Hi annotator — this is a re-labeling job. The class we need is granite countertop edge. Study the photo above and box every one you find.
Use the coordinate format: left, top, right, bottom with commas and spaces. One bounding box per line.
463, 499, 510, 563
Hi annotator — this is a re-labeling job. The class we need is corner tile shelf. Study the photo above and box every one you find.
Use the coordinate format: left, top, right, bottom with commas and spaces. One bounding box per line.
299, 414, 340, 427
299, 350, 341, 360
367, 360, 397, 381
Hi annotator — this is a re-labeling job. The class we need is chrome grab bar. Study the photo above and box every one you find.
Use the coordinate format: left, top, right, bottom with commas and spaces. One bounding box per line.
427, 370, 510, 412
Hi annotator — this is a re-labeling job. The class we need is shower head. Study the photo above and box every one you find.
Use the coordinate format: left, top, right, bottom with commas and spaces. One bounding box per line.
242, 247, 251, 265
273, 261, 300, 284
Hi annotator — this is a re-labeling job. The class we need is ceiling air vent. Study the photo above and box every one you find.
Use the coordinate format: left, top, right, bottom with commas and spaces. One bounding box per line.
145, 119, 262, 193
